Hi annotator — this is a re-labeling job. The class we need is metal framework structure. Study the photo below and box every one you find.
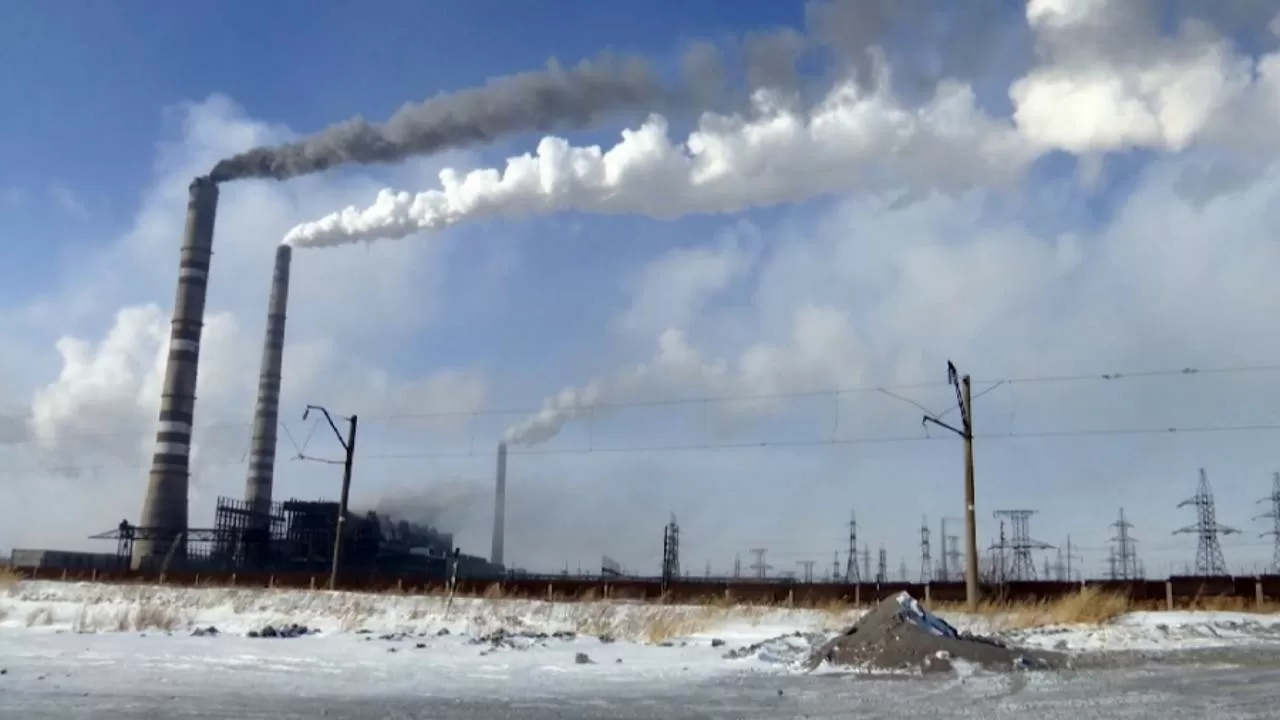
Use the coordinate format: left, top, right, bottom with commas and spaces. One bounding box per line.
93, 495, 451, 577
1108, 508, 1140, 580
991, 509, 1052, 581
845, 511, 860, 583
919, 515, 933, 583
661, 514, 681, 589
1256, 472, 1280, 574
1175, 469, 1238, 577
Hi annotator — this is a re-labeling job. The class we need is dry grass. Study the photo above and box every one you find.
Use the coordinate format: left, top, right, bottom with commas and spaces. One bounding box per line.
10, 573, 1280, 641
0, 566, 22, 588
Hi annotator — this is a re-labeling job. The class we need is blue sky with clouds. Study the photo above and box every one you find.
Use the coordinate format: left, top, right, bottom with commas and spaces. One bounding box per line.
3, 0, 1280, 578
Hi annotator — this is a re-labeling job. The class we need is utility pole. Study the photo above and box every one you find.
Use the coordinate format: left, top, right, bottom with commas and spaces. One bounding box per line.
302, 404, 358, 591
1064, 535, 1082, 582
798, 560, 816, 583
921, 361, 979, 609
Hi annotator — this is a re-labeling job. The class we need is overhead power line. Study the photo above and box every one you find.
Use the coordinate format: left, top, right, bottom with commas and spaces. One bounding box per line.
3, 420, 1280, 476
2, 356, 1280, 440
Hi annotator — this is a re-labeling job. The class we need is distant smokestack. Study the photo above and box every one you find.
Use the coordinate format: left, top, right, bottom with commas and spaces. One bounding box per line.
491, 442, 507, 567
244, 244, 292, 526
133, 176, 219, 569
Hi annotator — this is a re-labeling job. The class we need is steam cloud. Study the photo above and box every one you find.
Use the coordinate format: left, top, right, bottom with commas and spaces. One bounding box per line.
281, 0, 1279, 248
282, 81, 1032, 247
209, 0, 1067, 186
502, 382, 602, 446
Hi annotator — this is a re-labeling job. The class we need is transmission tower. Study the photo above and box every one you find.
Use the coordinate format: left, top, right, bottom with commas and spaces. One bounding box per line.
1109, 508, 1140, 580
1174, 468, 1238, 577
748, 548, 771, 579
988, 517, 1008, 584
704, 560, 711, 578
661, 514, 681, 589
897, 558, 908, 582
1255, 472, 1280, 574
876, 545, 888, 583
797, 560, 816, 583
946, 535, 962, 582
845, 511, 860, 583
862, 544, 871, 581
733, 553, 741, 578
992, 509, 1052, 580
831, 550, 841, 582
919, 515, 933, 583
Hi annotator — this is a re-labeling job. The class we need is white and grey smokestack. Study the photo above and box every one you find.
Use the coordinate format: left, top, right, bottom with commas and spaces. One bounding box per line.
244, 244, 292, 525
133, 176, 219, 569
490, 442, 507, 567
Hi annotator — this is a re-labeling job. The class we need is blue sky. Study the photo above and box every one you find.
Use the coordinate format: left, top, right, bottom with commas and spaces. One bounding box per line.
3, 1, 1280, 577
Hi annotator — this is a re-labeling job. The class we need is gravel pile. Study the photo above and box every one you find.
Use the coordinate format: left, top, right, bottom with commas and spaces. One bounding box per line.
806, 592, 1066, 675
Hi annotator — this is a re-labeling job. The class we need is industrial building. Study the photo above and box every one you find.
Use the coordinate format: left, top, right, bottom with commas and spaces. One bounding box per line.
7, 176, 509, 583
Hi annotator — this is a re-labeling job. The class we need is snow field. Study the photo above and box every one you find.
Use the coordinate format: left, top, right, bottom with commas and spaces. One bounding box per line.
5, 580, 1280, 655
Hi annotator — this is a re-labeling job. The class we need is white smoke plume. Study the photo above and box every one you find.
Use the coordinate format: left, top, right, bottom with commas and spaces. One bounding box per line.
502, 381, 602, 446
282, 0, 1280, 249
501, 317, 862, 447
282, 78, 1031, 248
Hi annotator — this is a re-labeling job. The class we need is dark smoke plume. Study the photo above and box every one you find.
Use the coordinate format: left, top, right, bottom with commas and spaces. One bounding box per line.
210, 54, 673, 183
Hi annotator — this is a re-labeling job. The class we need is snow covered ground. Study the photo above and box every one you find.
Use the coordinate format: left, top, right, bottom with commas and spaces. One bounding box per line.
3, 581, 1280, 718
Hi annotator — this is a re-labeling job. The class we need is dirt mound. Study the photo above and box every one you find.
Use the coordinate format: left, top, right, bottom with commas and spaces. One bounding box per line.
806, 592, 1066, 675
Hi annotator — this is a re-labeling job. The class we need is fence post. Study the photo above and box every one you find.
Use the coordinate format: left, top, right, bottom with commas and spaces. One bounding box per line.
310, 576, 316, 591
230, 573, 236, 587
547, 583, 553, 600
91, 569, 97, 582
855, 583, 861, 606
787, 588, 795, 607
269, 576, 275, 589
194, 574, 200, 586
1165, 580, 1174, 611
61, 569, 68, 581
397, 578, 404, 592
1256, 578, 1264, 610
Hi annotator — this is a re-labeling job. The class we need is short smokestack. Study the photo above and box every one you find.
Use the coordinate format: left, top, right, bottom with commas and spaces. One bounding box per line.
244, 244, 292, 528
491, 442, 507, 567
133, 176, 219, 569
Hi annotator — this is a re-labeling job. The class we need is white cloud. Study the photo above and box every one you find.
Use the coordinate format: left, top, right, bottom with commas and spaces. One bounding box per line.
48, 183, 89, 221
618, 221, 758, 338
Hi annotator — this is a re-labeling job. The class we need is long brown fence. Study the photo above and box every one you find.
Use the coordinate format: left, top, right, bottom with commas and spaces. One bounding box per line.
12, 566, 1280, 609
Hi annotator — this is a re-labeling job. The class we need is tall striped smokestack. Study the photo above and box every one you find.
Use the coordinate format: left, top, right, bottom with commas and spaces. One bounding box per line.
133, 176, 219, 569
491, 442, 507, 567
244, 244, 292, 526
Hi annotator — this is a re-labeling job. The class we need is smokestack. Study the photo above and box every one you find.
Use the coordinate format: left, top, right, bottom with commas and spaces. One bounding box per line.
133, 176, 219, 569
244, 244, 292, 526
491, 442, 507, 567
